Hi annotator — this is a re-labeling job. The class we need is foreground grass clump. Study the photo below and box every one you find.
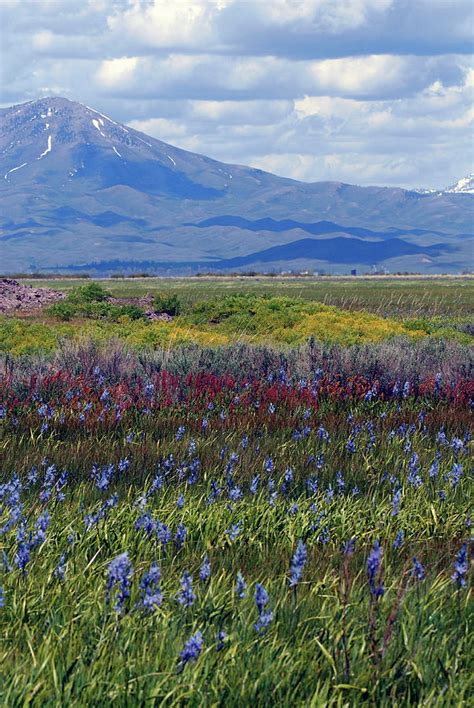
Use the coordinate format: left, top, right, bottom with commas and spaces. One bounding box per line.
0, 346, 472, 704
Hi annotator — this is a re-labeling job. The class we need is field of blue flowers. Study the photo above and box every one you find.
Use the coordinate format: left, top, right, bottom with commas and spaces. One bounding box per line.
0, 339, 472, 705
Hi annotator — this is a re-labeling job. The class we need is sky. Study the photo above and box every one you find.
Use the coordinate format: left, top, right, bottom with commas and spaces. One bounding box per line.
1, 0, 473, 189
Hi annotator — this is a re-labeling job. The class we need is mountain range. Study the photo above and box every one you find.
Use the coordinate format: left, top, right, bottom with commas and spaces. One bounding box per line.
1, 97, 472, 274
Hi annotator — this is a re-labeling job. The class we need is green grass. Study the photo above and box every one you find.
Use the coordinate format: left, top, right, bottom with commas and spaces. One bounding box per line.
1, 289, 473, 356
1, 390, 472, 705
20, 275, 474, 318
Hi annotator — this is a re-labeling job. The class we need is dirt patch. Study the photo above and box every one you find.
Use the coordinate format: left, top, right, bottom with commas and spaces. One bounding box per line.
0, 278, 65, 314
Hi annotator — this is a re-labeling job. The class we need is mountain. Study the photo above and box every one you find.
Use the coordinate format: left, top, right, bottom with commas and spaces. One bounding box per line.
1, 97, 472, 274
444, 174, 474, 195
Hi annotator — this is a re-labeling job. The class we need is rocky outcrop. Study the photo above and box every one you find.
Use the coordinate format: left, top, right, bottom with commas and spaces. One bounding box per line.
0, 278, 65, 313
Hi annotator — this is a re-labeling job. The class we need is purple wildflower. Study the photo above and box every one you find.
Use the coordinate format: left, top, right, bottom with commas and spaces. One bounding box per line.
179, 631, 203, 668
106, 552, 133, 614
289, 540, 307, 587
177, 571, 195, 607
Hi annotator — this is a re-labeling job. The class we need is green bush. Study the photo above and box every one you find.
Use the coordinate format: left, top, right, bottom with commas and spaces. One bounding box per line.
68, 282, 109, 304
47, 301, 77, 321
154, 293, 182, 316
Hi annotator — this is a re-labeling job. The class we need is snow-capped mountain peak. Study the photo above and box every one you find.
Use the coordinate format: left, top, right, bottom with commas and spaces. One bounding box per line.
444, 174, 474, 194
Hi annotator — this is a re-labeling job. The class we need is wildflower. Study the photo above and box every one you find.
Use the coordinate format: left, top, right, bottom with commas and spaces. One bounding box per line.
289, 540, 307, 587
201, 418, 208, 431
207, 479, 221, 505
176, 494, 185, 509
199, 554, 211, 583
177, 572, 195, 607
452, 543, 468, 588
411, 557, 425, 581
54, 553, 66, 581
216, 629, 227, 651
135, 512, 155, 535
393, 530, 404, 549
347, 438, 356, 454
318, 527, 330, 544
336, 471, 345, 494
235, 572, 246, 599
106, 552, 133, 614
436, 430, 449, 446
179, 631, 203, 668
429, 459, 439, 478
254, 583, 273, 633
367, 541, 384, 597
447, 463, 463, 488
288, 503, 298, 516
281, 468, 293, 495
226, 522, 242, 541
264, 457, 274, 474
451, 438, 464, 457
249, 475, 260, 495
391, 488, 402, 516
0, 586, 3, 608
144, 382, 154, 398
408, 453, 422, 488
118, 458, 130, 473
174, 523, 187, 550
255, 583, 269, 614
176, 426, 186, 441
139, 562, 162, 612
342, 538, 356, 556
229, 486, 243, 502
306, 476, 318, 495
156, 522, 172, 548
32, 510, 50, 547
2, 551, 11, 574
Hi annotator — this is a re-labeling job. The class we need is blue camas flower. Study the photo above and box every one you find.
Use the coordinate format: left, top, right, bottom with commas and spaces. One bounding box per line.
254, 583, 273, 633
452, 543, 468, 588
180, 631, 203, 668
139, 562, 162, 612
235, 571, 246, 599
289, 540, 307, 587
177, 571, 195, 607
106, 552, 133, 614
411, 557, 425, 581
367, 541, 384, 597
393, 530, 404, 549
199, 554, 211, 583
54, 553, 66, 581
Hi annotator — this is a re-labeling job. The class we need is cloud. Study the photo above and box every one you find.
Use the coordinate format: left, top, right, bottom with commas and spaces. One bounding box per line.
1, 0, 473, 188
96, 57, 140, 88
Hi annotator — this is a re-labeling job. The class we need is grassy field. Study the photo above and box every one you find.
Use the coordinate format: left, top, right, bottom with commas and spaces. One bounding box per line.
0, 277, 472, 705
17, 275, 473, 317
1, 276, 473, 356
1, 354, 472, 705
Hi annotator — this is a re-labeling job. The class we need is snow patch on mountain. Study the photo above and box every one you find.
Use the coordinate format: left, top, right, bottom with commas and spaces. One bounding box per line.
444, 174, 474, 194
4, 162, 28, 180
37, 135, 52, 160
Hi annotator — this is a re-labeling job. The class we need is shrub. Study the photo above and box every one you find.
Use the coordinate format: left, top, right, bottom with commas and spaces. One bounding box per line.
48, 302, 77, 321
154, 294, 182, 316
68, 282, 109, 304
